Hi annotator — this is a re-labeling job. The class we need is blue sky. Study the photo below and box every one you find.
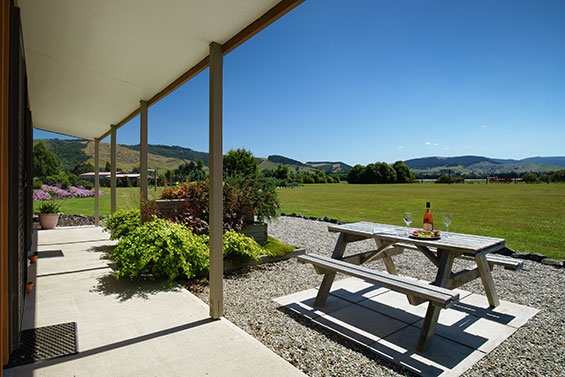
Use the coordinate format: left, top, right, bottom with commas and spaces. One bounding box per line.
34, 0, 565, 166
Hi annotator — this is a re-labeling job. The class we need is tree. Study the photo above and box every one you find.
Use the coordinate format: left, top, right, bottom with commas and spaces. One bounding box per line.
33, 141, 59, 179
521, 172, 537, 183
72, 161, 95, 176
375, 162, 396, 183
362, 163, 381, 183
392, 161, 415, 183
550, 170, 565, 182
347, 164, 365, 183
223, 148, 257, 177
273, 164, 289, 180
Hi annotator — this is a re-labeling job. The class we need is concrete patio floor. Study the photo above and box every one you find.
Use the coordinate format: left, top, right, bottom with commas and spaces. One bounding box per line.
274, 277, 539, 377
4, 226, 306, 377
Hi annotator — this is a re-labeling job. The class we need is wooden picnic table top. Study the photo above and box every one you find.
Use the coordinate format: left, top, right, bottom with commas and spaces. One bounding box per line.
327, 221, 506, 257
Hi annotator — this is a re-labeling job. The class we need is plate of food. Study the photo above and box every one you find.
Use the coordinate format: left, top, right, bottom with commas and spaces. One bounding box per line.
409, 230, 441, 240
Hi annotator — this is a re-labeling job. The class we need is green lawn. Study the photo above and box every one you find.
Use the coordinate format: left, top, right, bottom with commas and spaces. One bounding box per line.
33, 187, 163, 218
36, 183, 565, 259
278, 182, 565, 259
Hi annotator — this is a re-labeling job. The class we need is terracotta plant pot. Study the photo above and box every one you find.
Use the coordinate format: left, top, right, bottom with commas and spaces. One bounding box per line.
38, 213, 60, 229
26, 282, 34, 294
28, 252, 39, 263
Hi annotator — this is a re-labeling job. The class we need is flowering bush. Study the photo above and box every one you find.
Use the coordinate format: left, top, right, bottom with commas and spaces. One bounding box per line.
33, 184, 103, 201
160, 177, 279, 234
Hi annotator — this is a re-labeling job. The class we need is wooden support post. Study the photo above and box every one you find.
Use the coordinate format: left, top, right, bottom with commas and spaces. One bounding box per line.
208, 41, 224, 319
139, 100, 148, 218
110, 125, 117, 214
94, 138, 100, 227
476, 255, 500, 307
417, 249, 455, 352
315, 233, 348, 306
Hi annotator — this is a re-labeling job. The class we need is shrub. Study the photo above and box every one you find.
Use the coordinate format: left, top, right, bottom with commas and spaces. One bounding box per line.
159, 177, 279, 234
222, 230, 265, 262
103, 208, 141, 240
110, 218, 210, 285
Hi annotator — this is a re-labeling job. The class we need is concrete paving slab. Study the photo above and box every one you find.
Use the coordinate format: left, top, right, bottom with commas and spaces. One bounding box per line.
7, 226, 306, 377
275, 277, 539, 377
313, 303, 409, 346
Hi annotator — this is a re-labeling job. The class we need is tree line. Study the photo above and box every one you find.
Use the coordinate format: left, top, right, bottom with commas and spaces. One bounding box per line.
347, 161, 415, 184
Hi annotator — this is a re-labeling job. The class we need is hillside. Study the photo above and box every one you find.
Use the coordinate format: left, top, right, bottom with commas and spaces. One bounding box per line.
36, 139, 188, 173
35, 139, 563, 177
405, 156, 565, 177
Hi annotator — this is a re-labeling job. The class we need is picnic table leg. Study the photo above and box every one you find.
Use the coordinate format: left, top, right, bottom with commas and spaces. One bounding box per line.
475, 255, 500, 307
417, 249, 456, 352
314, 233, 348, 307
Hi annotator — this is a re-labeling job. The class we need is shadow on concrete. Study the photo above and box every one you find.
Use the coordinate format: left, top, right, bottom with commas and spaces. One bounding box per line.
90, 273, 182, 302
4, 319, 214, 377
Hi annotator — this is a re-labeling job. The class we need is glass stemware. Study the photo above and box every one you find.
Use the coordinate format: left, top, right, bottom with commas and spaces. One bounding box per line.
403, 212, 413, 235
442, 212, 453, 235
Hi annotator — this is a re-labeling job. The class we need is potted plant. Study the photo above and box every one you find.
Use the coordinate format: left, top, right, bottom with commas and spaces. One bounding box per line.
37, 201, 61, 229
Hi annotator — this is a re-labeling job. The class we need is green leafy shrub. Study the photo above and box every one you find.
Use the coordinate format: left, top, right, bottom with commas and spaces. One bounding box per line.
222, 230, 265, 262
103, 208, 141, 240
111, 218, 209, 285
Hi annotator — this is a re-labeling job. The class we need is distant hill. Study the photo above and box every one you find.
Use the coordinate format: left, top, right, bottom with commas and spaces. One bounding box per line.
257, 155, 351, 175
405, 155, 565, 177
35, 139, 189, 173
35, 139, 563, 178
124, 144, 208, 166
306, 161, 352, 173
267, 155, 308, 167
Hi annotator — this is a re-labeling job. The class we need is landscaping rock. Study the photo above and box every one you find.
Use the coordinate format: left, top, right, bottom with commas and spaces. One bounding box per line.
541, 258, 564, 268
529, 253, 547, 262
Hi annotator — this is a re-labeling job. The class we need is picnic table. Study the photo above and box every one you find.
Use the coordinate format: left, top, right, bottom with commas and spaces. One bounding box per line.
298, 221, 522, 352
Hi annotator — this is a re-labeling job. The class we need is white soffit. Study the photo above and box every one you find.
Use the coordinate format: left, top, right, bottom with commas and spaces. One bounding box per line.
19, 0, 300, 140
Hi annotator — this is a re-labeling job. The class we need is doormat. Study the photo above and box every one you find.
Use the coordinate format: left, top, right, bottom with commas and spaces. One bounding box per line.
4, 322, 77, 368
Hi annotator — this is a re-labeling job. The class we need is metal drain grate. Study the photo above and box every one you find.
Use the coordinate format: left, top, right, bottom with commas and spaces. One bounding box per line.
4, 322, 77, 368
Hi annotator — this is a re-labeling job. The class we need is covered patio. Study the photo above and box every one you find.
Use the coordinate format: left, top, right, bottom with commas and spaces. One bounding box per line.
1, 0, 304, 374
4, 226, 306, 376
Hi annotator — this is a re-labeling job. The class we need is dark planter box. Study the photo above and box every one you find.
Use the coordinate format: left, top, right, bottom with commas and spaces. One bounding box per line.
241, 222, 267, 244
155, 199, 186, 219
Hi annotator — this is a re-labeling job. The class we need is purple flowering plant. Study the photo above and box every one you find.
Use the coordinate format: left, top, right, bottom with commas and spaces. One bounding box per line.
33, 184, 104, 213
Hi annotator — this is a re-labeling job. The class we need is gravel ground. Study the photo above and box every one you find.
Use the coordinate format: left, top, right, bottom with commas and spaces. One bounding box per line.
191, 216, 565, 377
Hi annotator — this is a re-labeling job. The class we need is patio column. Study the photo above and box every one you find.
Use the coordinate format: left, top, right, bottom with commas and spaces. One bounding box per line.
209, 41, 223, 319
94, 138, 100, 226
110, 125, 117, 214
140, 99, 148, 220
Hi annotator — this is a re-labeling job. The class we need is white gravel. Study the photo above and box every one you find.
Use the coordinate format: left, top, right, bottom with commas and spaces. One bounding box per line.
192, 216, 565, 377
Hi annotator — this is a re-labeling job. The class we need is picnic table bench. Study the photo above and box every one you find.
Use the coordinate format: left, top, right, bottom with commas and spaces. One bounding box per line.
298, 221, 522, 352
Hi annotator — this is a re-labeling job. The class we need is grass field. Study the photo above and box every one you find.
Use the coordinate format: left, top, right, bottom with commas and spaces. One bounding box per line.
33, 187, 163, 218
277, 182, 564, 259
37, 183, 564, 259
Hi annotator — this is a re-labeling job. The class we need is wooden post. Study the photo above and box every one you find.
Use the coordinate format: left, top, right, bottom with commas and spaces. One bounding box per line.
110, 125, 117, 214
208, 41, 223, 319
139, 99, 148, 220
94, 138, 100, 226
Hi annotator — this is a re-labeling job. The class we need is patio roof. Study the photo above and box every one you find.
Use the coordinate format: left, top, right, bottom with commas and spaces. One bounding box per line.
19, 0, 303, 140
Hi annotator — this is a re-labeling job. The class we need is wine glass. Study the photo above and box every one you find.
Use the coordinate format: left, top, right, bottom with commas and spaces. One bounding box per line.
403, 212, 413, 235
442, 212, 453, 235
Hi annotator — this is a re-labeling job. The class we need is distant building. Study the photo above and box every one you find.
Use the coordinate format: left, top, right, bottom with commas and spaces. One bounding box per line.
78, 171, 146, 186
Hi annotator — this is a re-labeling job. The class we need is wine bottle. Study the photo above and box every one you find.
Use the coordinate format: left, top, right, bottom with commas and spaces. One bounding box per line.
423, 202, 434, 231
